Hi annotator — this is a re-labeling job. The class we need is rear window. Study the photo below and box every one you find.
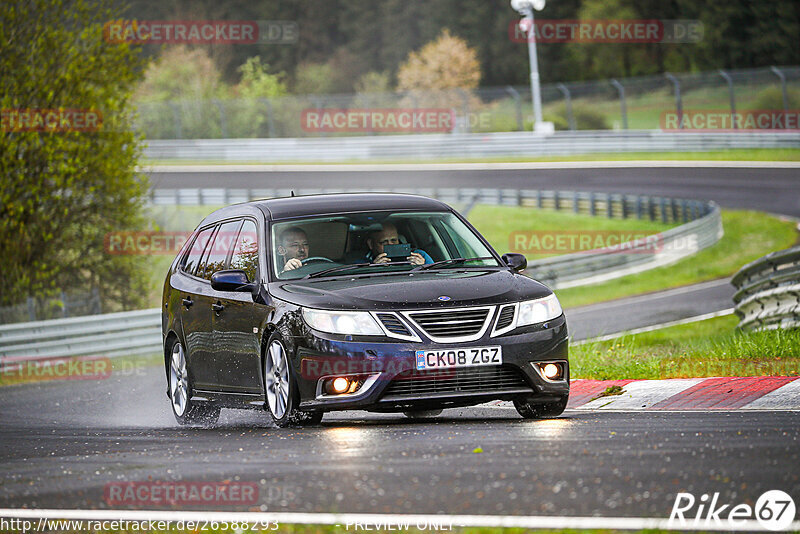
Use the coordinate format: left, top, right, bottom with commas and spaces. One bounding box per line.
197, 221, 242, 280
182, 226, 215, 276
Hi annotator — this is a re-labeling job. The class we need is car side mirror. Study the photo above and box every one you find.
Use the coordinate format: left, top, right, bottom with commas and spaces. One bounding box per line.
502, 253, 527, 273
211, 270, 255, 292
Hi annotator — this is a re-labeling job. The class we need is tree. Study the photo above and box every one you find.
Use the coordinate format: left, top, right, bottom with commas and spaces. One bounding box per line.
233, 57, 289, 137
134, 46, 229, 138
397, 29, 482, 92
236, 57, 288, 99
135, 46, 226, 102
0, 0, 150, 310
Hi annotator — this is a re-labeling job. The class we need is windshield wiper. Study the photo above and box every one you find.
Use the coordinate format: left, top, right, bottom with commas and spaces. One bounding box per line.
304, 262, 411, 279
413, 256, 496, 271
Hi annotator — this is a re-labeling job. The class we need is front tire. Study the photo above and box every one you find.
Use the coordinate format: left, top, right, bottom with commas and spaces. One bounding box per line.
169, 340, 220, 425
514, 396, 568, 419
264, 335, 322, 427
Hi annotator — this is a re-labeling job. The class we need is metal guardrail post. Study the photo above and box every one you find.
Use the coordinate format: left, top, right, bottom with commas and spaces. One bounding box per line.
505, 86, 524, 131
556, 83, 576, 131
609, 79, 628, 130
718, 70, 737, 129
770, 66, 790, 115
664, 73, 683, 129
589, 192, 596, 216
606, 194, 613, 219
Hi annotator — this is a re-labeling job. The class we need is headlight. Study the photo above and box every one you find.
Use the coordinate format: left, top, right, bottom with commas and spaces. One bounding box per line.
516, 294, 562, 327
302, 308, 383, 336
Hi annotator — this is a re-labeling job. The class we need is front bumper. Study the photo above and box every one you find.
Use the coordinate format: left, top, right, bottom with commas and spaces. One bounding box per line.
293, 315, 569, 412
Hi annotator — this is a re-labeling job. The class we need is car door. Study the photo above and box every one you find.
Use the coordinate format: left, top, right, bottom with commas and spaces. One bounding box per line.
192, 219, 242, 388
172, 225, 218, 390
212, 219, 266, 393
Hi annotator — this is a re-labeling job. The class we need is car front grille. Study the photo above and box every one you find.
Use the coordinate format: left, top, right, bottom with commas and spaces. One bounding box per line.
381, 365, 532, 398
406, 307, 491, 339
376, 313, 412, 336
495, 304, 516, 330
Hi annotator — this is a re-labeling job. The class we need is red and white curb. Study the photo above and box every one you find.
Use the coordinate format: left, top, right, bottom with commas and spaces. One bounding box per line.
485, 377, 800, 411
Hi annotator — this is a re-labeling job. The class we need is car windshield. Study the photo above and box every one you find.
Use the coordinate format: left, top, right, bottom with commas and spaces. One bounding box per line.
270, 211, 501, 280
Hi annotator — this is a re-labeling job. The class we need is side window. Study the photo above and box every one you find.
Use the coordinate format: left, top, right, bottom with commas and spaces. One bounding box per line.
230, 220, 259, 282
198, 221, 242, 281
183, 226, 215, 275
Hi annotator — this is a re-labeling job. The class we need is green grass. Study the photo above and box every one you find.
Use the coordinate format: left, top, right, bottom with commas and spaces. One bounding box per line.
141, 147, 800, 165
555, 210, 798, 309
571, 314, 800, 380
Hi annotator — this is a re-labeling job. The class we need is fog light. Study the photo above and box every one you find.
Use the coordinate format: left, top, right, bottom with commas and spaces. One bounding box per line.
542, 363, 561, 380
332, 377, 350, 393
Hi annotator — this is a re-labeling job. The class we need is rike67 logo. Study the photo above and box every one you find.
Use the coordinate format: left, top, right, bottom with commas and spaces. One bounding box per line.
669, 490, 796, 531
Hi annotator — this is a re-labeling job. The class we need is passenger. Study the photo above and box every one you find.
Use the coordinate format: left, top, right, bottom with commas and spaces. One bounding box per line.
365, 223, 433, 266
278, 226, 310, 272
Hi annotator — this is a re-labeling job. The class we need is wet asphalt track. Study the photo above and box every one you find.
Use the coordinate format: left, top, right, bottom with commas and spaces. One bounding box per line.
1, 164, 798, 518
1, 368, 799, 517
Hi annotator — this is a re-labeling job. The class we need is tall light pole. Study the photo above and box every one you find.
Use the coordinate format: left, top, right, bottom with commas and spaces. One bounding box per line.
511, 0, 553, 134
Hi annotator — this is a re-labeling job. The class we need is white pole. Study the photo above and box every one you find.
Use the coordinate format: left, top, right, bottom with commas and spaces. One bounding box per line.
524, 7, 544, 130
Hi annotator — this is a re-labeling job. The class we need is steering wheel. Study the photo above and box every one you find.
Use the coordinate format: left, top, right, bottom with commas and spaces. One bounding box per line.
301, 256, 335, 265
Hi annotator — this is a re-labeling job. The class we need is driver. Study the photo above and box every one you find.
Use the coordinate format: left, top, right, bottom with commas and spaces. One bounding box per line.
365, 223, 433, 266
278, 226, 310, 273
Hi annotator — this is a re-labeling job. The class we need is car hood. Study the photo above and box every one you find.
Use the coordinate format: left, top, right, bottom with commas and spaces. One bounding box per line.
268, 269, 552, 311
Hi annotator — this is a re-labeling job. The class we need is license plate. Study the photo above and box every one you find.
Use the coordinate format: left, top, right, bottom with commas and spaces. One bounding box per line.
415, 346, 503, 370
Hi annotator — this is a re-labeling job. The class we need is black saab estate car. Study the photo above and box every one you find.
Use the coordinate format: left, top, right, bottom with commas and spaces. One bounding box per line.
162, 193, 569, 427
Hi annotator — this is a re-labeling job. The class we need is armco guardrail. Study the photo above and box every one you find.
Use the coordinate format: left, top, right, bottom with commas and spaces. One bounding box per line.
732, 246, 800, 331
143, 131, 800, 162
0, 309, 162, 367
1, 189, 722, 362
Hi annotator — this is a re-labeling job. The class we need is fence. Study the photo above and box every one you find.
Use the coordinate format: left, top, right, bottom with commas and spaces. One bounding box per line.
1, 188, 721, 364
0, 289, 102, 324
135, 66, 800, 139
732, 246, 800, 331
